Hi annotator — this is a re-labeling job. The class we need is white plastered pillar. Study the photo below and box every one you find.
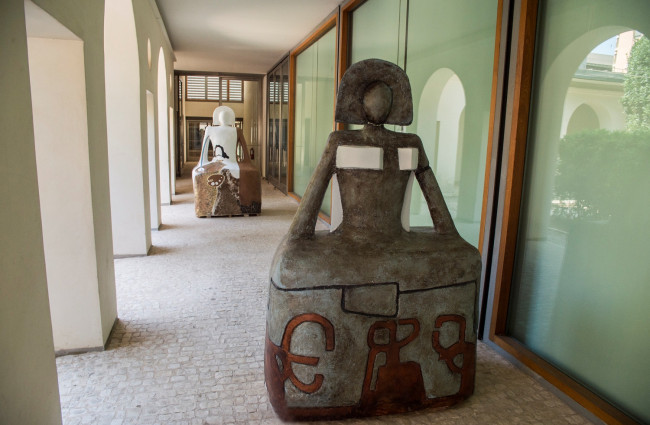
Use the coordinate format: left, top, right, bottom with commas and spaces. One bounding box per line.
157, 48, 171, 205
26, 2, 105, 352
105, 0, 151, 256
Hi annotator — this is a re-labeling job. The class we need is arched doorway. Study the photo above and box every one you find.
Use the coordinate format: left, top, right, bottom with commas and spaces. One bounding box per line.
565, 103, 600, 135
410, 68, 466, 227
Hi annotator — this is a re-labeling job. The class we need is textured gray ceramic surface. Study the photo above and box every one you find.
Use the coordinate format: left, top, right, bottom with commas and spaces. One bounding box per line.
265, 59, 482, 421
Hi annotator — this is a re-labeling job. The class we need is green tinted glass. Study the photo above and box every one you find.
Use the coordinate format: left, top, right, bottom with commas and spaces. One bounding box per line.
507, 1, 650, 422
293, 28, 336, 215
406, 0, 497, 247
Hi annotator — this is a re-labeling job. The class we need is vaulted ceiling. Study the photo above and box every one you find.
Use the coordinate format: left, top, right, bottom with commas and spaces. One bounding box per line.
155, 0, 343, 75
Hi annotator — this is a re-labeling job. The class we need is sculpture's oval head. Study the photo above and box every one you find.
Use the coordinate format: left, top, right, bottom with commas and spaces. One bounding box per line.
212, 106, 236, 126
335, 58, 412, 126
362, 81, 392, 125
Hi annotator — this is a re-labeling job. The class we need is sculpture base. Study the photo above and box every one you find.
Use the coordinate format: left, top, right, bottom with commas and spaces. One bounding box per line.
192, 160, 261, 217
265, 336, 474, 421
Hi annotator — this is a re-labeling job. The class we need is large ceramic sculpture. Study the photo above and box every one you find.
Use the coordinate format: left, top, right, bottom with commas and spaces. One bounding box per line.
192, 106, 261, 217
265, 59, 482, 420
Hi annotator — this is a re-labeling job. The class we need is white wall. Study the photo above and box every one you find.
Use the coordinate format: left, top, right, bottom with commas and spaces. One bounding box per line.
132, 0, 175, 228
147, 90, 161, 229
28, 35, 105, 352
435, 74, 466, 195
157, 48, 171, 205
0, 0, 62, 423
105, 0, 150, 256
169, 106, 176, 194
184, 100, 246, 118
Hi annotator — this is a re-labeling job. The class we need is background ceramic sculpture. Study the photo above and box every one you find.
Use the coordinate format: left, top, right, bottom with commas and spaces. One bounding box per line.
265, 59, 481, 420
192, 106, 261, 217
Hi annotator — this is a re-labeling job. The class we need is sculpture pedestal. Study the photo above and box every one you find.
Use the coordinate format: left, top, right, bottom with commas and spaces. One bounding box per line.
265, 229, 480, 420
192, 159, 261, 217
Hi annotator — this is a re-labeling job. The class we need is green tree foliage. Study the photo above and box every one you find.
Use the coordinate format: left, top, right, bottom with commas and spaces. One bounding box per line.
555, 129, 650, 220
621, 36, 650, 131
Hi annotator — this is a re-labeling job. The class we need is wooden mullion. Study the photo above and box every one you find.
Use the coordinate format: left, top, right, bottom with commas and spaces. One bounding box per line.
489, 0, 538, 337
478, 0, 505, 255
203, 75, 207, 102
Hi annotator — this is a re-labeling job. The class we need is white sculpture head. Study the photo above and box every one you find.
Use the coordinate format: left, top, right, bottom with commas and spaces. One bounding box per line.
212, 106, 236, 126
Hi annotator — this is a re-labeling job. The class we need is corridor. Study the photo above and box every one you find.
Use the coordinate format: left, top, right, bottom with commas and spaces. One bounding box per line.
55, 168, 597, 425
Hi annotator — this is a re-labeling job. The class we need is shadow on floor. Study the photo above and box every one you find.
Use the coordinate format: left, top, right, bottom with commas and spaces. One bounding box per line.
147, 245, 174, 256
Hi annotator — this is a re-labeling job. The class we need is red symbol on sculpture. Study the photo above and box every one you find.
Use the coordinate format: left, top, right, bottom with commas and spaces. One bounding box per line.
432, 314, 476, 396
360, 319, 426, 411
269, 313, 335, 394
207, 174, 225, 187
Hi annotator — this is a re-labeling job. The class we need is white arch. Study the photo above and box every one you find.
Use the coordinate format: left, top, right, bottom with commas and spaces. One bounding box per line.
157, 47, 171, 205
417, 68, 466, 195
104, 0, 150, 255
561, 83, 626, 137
565, 103, 601, 135
409, 68, 466, 227
526, 25, 633, 238
416, 67, 456, 164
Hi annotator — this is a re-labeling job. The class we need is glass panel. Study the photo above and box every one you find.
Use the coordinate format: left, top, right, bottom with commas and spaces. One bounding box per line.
507, 1, 650, 422
349, 0, 402, 65
293, 27, 336, 215
280, 60, 289, 189
274, 71, 282, 186
267, 68, 283, 189
348, 0, 405, 133
405, 0, 497, 247
266, 74, 275, 184
243, 80, 260, 170
187, 118, 212, 161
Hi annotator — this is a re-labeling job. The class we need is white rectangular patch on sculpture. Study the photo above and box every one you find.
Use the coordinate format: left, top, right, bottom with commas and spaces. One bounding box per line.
398, 147, 418, 170
336, 146, 383, 169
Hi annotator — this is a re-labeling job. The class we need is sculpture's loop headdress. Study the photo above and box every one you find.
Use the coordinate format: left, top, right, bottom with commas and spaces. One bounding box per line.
335, 59, 413, 125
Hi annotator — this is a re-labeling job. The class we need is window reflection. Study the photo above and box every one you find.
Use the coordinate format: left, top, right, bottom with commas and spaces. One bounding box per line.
406, 0, 497, 246
293, 28, 336, 214
508, 1, 650, 419
347, 0, 496, 245
411, 70, 466, 228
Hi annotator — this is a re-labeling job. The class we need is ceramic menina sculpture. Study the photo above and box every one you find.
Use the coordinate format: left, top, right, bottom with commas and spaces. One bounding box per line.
265, 59, 482, 420
192, 106, 261, 217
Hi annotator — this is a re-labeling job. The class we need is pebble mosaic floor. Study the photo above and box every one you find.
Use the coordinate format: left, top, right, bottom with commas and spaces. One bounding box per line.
56, 166, 599, 425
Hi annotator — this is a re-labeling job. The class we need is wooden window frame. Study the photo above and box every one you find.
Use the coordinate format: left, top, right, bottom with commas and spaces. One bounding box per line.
183, 74, 245, 103
484, 1, 640, 423
221, 77, 244, 103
